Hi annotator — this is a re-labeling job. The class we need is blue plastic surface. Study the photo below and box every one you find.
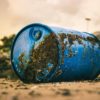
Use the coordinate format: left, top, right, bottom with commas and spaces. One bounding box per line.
11, 23, 100, 83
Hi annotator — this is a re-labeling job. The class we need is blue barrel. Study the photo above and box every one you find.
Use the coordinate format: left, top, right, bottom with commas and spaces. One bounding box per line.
11, 23, 100, 83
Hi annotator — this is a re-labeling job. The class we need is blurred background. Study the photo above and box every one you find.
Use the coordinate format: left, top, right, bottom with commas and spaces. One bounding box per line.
0, 0, 100, 79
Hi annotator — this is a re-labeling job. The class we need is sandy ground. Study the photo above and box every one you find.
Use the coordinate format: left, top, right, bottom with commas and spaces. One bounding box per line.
0, 78, 100, 100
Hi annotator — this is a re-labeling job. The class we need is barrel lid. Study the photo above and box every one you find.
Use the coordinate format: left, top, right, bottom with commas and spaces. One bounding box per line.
11, 23, 61, 83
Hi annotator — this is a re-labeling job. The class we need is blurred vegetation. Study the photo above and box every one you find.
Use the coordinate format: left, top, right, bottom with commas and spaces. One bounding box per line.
96, 34, 100, 40
94, 32, 100, 40
0, 34, 18, 79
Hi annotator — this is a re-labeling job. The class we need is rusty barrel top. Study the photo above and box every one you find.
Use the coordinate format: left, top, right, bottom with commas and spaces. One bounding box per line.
11, 23, 100, 83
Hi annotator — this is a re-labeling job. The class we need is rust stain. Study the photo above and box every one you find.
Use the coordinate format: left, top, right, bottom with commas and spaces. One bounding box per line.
18, 33, 59, 82
58, 33, 99, 62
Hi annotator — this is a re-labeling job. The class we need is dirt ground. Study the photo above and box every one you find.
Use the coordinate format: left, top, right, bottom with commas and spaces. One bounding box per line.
0, 78, 100, 100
